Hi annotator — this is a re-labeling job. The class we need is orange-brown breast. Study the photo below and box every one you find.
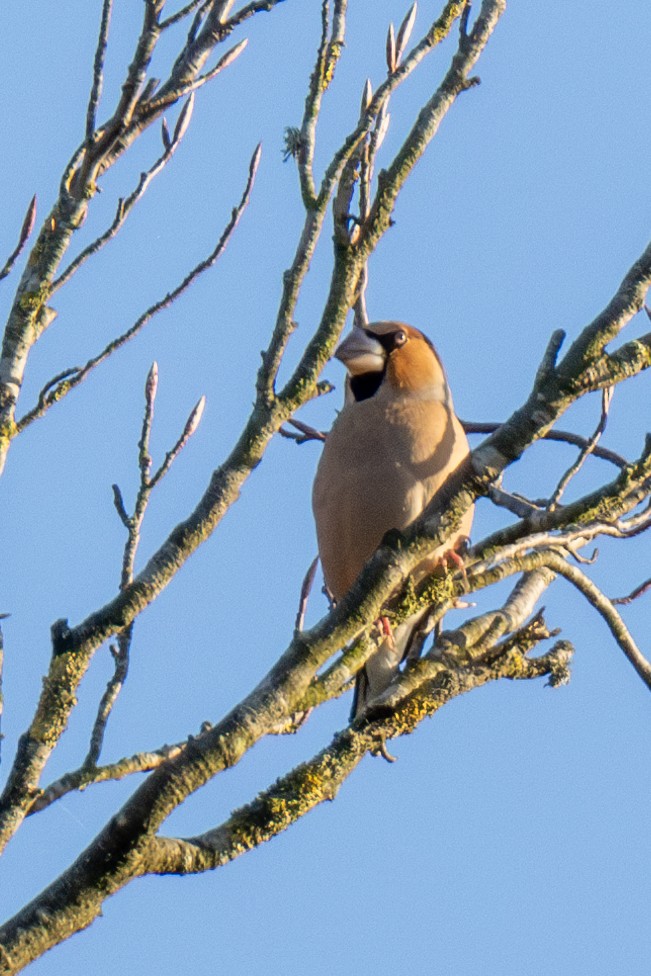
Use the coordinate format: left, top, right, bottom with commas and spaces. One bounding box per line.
312, 390, 472, 601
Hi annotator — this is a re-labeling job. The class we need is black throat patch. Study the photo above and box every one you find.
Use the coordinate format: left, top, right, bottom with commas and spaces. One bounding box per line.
350, 369, 385, 401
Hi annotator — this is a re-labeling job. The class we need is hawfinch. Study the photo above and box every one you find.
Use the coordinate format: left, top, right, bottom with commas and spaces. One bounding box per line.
312, 321, 473, 718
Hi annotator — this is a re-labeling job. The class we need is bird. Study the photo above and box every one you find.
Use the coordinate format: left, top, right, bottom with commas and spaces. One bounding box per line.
312, 320, 473, 720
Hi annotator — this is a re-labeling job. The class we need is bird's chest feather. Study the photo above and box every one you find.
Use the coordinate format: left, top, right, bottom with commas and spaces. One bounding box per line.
323, 395, 451, 492
313, 395, 457, 597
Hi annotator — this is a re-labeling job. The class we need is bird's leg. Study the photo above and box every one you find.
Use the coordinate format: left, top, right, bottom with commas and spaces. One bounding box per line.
438, 536, 475, 609
376, 614, 397, 650
439, 535, 470, 586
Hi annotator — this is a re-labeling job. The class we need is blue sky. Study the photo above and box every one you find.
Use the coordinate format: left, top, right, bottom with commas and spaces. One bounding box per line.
1, 2, 650, 974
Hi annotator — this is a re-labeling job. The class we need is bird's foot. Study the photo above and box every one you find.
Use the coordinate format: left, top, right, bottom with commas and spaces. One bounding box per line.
376, 615, 396, 649
439, 536, 471, 590
372, 739, 397, 763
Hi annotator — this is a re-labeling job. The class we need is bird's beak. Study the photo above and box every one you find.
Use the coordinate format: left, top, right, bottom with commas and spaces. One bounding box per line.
334, 327, 385, 375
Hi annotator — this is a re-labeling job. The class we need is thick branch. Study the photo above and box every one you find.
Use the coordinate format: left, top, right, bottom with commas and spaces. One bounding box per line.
0, 577, 568, 969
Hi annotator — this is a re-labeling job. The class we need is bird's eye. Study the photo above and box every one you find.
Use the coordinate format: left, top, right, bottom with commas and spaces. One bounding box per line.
393, 330, 407, 348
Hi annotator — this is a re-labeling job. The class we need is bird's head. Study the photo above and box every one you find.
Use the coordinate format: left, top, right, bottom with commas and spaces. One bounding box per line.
335, 321, 449, 403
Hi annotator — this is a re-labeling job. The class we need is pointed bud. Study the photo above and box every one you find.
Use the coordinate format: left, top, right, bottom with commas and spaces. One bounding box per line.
250, 142, 262, 180
146, 361, 159, 404
183, 395, 206, 440
396, 3, 417, 64
161, 118, 171, 151
173, 92, 195, 144
19, 195, 37, 249
361, 78, 373, 113
375, 109, 390, 150
215, 37, 248, 74
386, 23, 396, 73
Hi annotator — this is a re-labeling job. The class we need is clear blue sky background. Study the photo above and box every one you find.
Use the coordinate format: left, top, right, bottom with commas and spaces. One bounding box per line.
1, 2, 650, 974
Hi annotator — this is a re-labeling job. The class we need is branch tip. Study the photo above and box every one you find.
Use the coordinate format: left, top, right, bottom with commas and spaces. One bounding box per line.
386, 22, 397, 73
184, 395, 206, 439
173, 92, 195, 144
161, 117, 172, 150
396, 3, 418, 63
145, 361, 159, 403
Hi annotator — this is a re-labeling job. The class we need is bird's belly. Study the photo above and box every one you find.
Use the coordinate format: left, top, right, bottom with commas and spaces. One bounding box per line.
315, 458, 425, 599
312, 395, 472, 601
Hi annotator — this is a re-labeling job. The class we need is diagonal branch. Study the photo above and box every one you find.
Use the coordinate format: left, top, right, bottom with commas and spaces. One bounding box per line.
1, 206, 648, 862
146, 631, 571, 881
17, 144, 260, 433
52, 105, 194, 295
463, 420, 627, 468
538, 551, 651, 690
558, 240, 651, 373
29, 741, 187, 816
0, 574, 569, 964
160, 0, 210, 31
85, 0, 114, 144
548, 387, 614, 509
0, 197, 37, 284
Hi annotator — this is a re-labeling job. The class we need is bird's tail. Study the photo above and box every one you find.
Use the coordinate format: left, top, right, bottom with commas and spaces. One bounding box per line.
350, 609, 433, 720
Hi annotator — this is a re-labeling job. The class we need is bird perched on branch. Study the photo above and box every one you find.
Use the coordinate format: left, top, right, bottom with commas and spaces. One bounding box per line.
312, 321, 473, 719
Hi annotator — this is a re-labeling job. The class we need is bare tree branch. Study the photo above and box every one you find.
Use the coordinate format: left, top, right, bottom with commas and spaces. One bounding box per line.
2, 103, 648, 864
0, 573, 570, 960
29, 741, 187, 815
85, 0, 114, 144
0, 196, 36, 283
0, 0, 282, 474
0, 4, 648, 969
612, 577, 651, 606
52, 105, 194, 295
17, 144, 260, 433
463, 420, 628, 468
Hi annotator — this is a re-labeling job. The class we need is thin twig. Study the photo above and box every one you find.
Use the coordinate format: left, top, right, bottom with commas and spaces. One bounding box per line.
53, 107, 193, 294
144, 39, 248, 117
279, 418, 327, 444
30, 741, 187, 815
84, 636, 131, 768
160, 0, 209, 31
542, 551, 651, 690
462, 420, 627, 468
0, 195, 37, 282
297, 0, 348, 205
612, 577, 651, 606
17, 143, 261, 432
150, 395, 205, 487
548, 387, 614, 509
87, 362, 204, 766
86, 0, 114, 144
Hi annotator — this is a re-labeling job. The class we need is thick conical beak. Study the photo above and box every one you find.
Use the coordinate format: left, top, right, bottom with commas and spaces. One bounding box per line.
334, 327, 385, 375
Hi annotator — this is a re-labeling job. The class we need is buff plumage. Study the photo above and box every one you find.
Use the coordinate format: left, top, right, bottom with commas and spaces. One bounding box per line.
312, 321, 473, 717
